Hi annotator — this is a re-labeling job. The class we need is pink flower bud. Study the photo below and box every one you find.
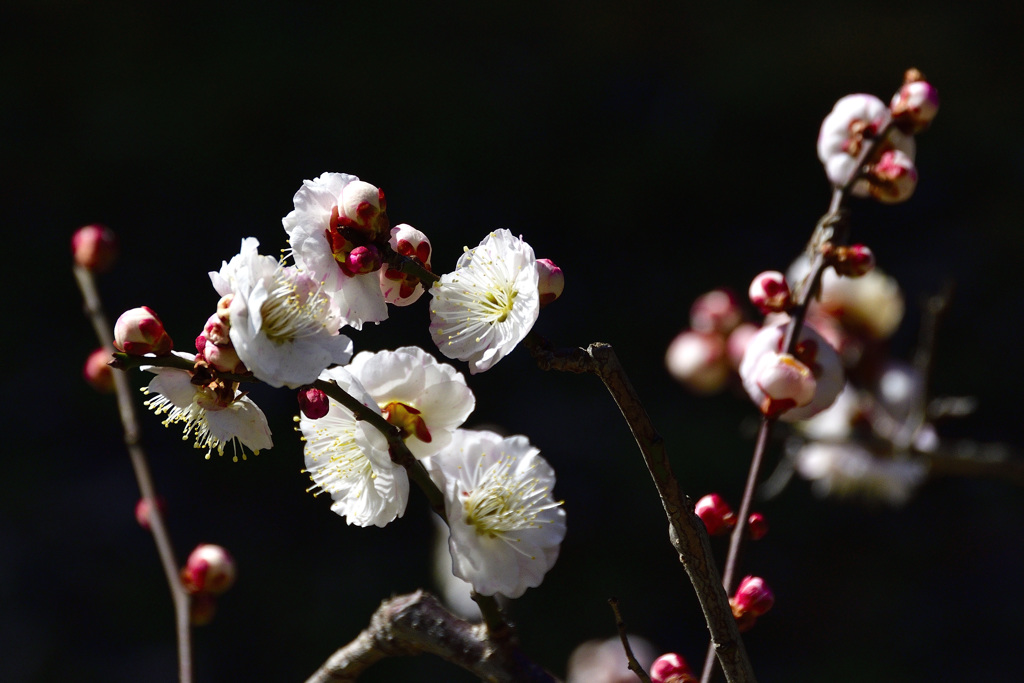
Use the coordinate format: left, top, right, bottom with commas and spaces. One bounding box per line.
829, 244, 875, 278
134, 496, 167, 530
338, 180, 388, 236
83, 348, 115, 393
690, 289, 741, 334
890, 69, 939, 133
203, 311, 231, 346
666, 330, 729, 394
695, 493, 736, 536
72, 224, 119, 273
865, 149, 918, 204
342, 244, 382, 276
113, 306, 173, 355
739, 321, 844, 422
181, 544, 236, 595
536, 258, 564, 306
732, 575, 774, 618
650, 653, 696, 683
201, 337, 244, 374
380, 224, 432, 306
298, 386, 329, 419
748, 271, 791, 314
747, 512, 768, 541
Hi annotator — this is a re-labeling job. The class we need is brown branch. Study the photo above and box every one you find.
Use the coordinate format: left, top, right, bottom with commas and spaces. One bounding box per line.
608, 598, 653, 683
304, 590, 559, 683
527, 336, 756, 683
74, 265, 193, 683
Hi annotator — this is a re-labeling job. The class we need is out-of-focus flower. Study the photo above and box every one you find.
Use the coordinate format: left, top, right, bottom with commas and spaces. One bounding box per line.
794, 442, 928, 505
347, 346, 475, 459
142, 354, 273, 461
566, 636, 658, 683
890, 68, 939, 133
181, 544, 236, 595
72, 224, 119, 273
282, 172, 390, 328
299, 366, 407, 527
429, 230, 540, 374
424, 429, 565, 599
690, 289, 741, 335
818, 266, 905, 340
380, 224, 432, 306
739, 320, 844, 421
210, 237, 352, 388
114, 307, 173, 356
83, 348, 115, 393
666, 330, 729, 394
797, 382, 860, 441
865, 149, 918, 203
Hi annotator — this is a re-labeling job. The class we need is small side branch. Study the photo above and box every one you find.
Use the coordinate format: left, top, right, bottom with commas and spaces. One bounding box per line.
609, 598, 653, 683
305, 590, 559, 683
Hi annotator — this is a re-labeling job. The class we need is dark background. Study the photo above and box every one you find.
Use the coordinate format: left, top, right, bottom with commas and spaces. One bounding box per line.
3, 2, 1024, 682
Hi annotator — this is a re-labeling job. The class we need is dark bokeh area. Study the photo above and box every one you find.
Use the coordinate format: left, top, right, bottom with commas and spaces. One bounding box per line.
3, 2, 1024, 682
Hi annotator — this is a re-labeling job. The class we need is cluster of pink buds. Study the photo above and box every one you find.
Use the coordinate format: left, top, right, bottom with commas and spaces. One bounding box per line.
649, 653, 697, 683
730, 575, 775, 632
113, 306, 173, 356
325, 180, 390, 277
817, 68, 938, 203
695, 493, 768, 540
180, 543, 236, 626
666, 289, 754, 393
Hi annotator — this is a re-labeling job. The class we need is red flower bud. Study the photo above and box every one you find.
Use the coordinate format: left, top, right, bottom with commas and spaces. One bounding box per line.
72, 224, 119, 273
650, 652, 696, 683
695, 493, 736, 536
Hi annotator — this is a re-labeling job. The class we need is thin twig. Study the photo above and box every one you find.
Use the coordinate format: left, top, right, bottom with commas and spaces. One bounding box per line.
528, 336, 756, 683
608, 598, 653, 683
74, 265, 193, 683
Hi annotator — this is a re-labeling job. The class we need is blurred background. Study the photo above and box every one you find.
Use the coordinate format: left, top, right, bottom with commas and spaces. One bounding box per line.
3, 2, 1024, 681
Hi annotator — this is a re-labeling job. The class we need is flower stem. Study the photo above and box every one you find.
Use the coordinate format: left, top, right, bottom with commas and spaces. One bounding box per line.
74, 265, 193, 683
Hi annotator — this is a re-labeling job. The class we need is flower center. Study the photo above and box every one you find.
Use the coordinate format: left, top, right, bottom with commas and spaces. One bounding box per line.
460, 464, 559, 538
382, 401, 432, 442
480, 284, 518, 324
261, 273, 332, 344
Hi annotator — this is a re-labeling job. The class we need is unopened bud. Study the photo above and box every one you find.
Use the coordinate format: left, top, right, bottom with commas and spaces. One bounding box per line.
203, 312, 231, 345
113, 307, 173, 355
343, 244, 382, 276
695, 493, 736, 536
690, 289, 741, 334
72, 224, 119, 273
732, 575, 774, 618
747, 512, 768, 540
891, 69, 939, 133
650, 653, 696, 683
83, 348, 115, 393
666, 330, 729, 394
134, 496, 167, 530
181, 544, 236, 595
752, 352, 817, 417
536, 258, 564, 306
339, 180, 388, 236
865, 149, 918, 204
381, 224, 432, 306
828, 244, 875, 278
748, 271, 791, 314
298, 386, 330, 419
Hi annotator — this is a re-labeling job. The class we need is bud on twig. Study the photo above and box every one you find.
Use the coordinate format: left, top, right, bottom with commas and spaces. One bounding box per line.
72, 224, 119, 273
113, 307, 173, 355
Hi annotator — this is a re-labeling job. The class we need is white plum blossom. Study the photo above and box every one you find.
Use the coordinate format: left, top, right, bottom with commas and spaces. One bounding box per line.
429, 229, 540, 374
795, 442, 928, 506
282, 172, 389, 329
424, 429, 566, 599
142, 354, 272, 462
347, 346, 475, 460
299, 366, 408, 527
210, 237, 353, 388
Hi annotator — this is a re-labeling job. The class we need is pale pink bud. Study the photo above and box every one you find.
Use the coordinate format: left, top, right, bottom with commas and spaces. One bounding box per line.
201, 337, 244, 374
83, 348, 114, 393
865, 149, 918, 204
113, 306, 173, 355
340, 180, 387, 236
739, 321, 844, 422
72, 224, 119, 273
181, 544, 236, 595
748, 271, 791, 314
134, 496, 167, 531
695, 493, 736, 536
747, 512, 768, 541
890, 69, 939, 133
380, 224, 432, 306
726, 322, 758, 369
203, 311, 231, 346
298, 386, 329, 419
817, 94, 889, 187
690, 289, 741, 334
536, 258, 564, 306
732, 575, 774, 618
666, 330, 729, 394
650, 652, 696, 683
